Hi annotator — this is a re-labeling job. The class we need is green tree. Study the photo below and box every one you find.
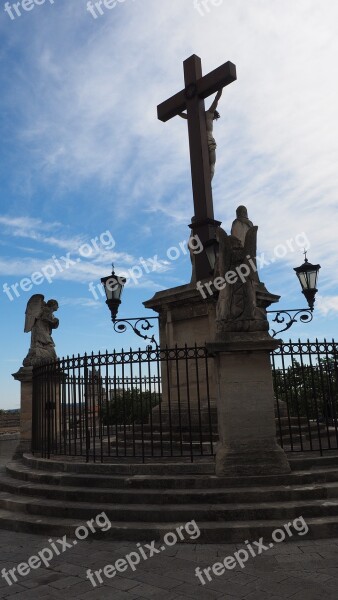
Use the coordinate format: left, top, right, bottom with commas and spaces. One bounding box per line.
101, 389, 160, 426
273, 357, 338, 421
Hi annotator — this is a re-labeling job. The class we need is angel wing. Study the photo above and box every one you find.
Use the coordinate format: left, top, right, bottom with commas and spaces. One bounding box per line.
217, 228, 233, 279
244, 226, 260, 284
24, 294, 45, 333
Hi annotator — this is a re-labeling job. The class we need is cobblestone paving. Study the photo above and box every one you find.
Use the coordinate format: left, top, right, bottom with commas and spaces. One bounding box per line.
0, 529, 337, 599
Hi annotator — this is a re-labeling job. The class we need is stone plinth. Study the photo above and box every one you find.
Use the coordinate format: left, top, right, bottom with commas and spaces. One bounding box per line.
208, 336, 291, 477
12, 365, 63, 457
12, 366, 33, 456
144, 283, 218, 419
144, 282, 217, 348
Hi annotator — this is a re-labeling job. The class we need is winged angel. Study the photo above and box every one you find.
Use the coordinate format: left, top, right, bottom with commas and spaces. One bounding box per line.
23, 295, 59, 367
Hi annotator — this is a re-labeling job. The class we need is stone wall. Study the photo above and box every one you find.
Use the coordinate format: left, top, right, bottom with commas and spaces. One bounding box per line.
0, 411, 20, 433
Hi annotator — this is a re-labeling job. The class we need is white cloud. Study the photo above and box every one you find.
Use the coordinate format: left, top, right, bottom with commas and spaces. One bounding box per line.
316, 295, 338, 317
58, 297, 102, 309
0, 215, 59, 235
3, 2, 337, 254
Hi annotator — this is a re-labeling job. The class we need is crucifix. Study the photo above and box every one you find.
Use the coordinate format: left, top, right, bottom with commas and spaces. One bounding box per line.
157, 55, 237, 281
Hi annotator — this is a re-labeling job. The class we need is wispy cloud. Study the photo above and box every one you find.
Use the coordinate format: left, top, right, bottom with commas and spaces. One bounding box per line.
2, 1, 337, 257
58, 297, 102, 309
316, 295, 338, 317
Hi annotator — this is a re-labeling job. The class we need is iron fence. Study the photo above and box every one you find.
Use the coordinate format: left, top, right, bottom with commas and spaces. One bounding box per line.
32, 346, 215, 463
272, 339, 338, 453
32, 339, 338, 461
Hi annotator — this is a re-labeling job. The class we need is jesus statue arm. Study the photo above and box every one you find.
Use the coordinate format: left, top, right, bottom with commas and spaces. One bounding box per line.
208, 89, 223, 113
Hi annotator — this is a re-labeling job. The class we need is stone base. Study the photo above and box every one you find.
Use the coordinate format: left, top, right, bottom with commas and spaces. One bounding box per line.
144, 283, 218, 410
275, 398, 288, 418
12, 366, 33, 450
151, 407, 217, 427
215, 440, 291, 477
11, 440, 32, 460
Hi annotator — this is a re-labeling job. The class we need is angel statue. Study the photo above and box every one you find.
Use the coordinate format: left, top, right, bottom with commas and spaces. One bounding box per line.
215, 206, 269, 336
23, 295, 59, 367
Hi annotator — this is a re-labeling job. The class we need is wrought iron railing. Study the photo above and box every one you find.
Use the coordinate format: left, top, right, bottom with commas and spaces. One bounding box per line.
272, 339, 338, 454
32, 340, 338, 461
32, 346, 215, 463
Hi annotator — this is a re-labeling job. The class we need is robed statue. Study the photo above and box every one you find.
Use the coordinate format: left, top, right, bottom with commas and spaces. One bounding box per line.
215, 206, 269, 336
23, 295, 59, 367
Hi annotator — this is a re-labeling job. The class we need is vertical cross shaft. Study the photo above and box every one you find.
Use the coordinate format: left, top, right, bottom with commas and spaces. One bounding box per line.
157, 55, 237, 281
183, 56, 221, 281
184, 55, 215, 223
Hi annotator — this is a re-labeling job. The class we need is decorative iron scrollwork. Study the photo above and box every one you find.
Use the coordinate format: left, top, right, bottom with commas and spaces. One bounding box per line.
113, 317, 159, 349
268, 309, 313, 338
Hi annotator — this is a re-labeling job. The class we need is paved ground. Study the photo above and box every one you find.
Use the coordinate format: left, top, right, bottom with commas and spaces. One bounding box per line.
0, 445, 337, 600
0, 529, 337, 600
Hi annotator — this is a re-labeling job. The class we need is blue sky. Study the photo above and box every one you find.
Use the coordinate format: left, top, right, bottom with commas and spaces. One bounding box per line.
1, 0, 338, 408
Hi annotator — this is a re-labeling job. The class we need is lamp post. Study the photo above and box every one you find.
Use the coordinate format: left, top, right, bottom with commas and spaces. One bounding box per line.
268, 252, 321, 337
101, 265, 159, 348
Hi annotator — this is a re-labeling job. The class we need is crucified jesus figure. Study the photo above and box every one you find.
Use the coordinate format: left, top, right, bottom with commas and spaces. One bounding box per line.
179, 88, 223, 180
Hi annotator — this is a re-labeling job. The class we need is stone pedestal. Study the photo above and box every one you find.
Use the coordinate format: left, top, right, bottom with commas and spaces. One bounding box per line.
144, 282, 217, 349
12, 366, 33, 457
208, 336, 291, 476
144, 283, 218, 425
12, 364, 65, 458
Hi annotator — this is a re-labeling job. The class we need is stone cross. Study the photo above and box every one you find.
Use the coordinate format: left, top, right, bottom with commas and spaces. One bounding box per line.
157, 55, 237, 281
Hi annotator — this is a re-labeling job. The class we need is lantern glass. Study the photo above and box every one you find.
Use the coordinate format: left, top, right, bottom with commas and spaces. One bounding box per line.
296, 271, 308, 291
307, 268, 319, 290
101, 272, 125, 301
101, 268, 126, 321
294, 256, 321, 311
104, 276, 124, 301
204, 239, 219, 271
294, 260, 320, 292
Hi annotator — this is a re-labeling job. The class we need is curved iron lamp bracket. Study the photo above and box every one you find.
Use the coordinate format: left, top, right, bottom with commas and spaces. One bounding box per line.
113, 317, 159, 349
267, 308, 313, 338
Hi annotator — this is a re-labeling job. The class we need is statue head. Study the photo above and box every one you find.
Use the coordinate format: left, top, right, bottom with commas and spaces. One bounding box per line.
213, 110, 220, 121
236, 205, 249, 219
47, 299, 59, 312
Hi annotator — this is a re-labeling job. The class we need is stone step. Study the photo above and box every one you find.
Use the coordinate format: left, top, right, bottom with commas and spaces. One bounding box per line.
277, 424, 327, 434
109, 439, 214, 448
16, 453, 338, 483
1, 491, 338, 523
1, 453, 338, 542
109, 431, 219, 441
6, 461, 338, 493
0, 508, 337, 542
102, 418, 310, 435
106, 443, 215, 456
98, 416, 310, 435
281, 442, 338, 452
289, 453, 338, 470
2, 472, 338, 504
276, 420, 308, 426
22, 454, 215, 475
